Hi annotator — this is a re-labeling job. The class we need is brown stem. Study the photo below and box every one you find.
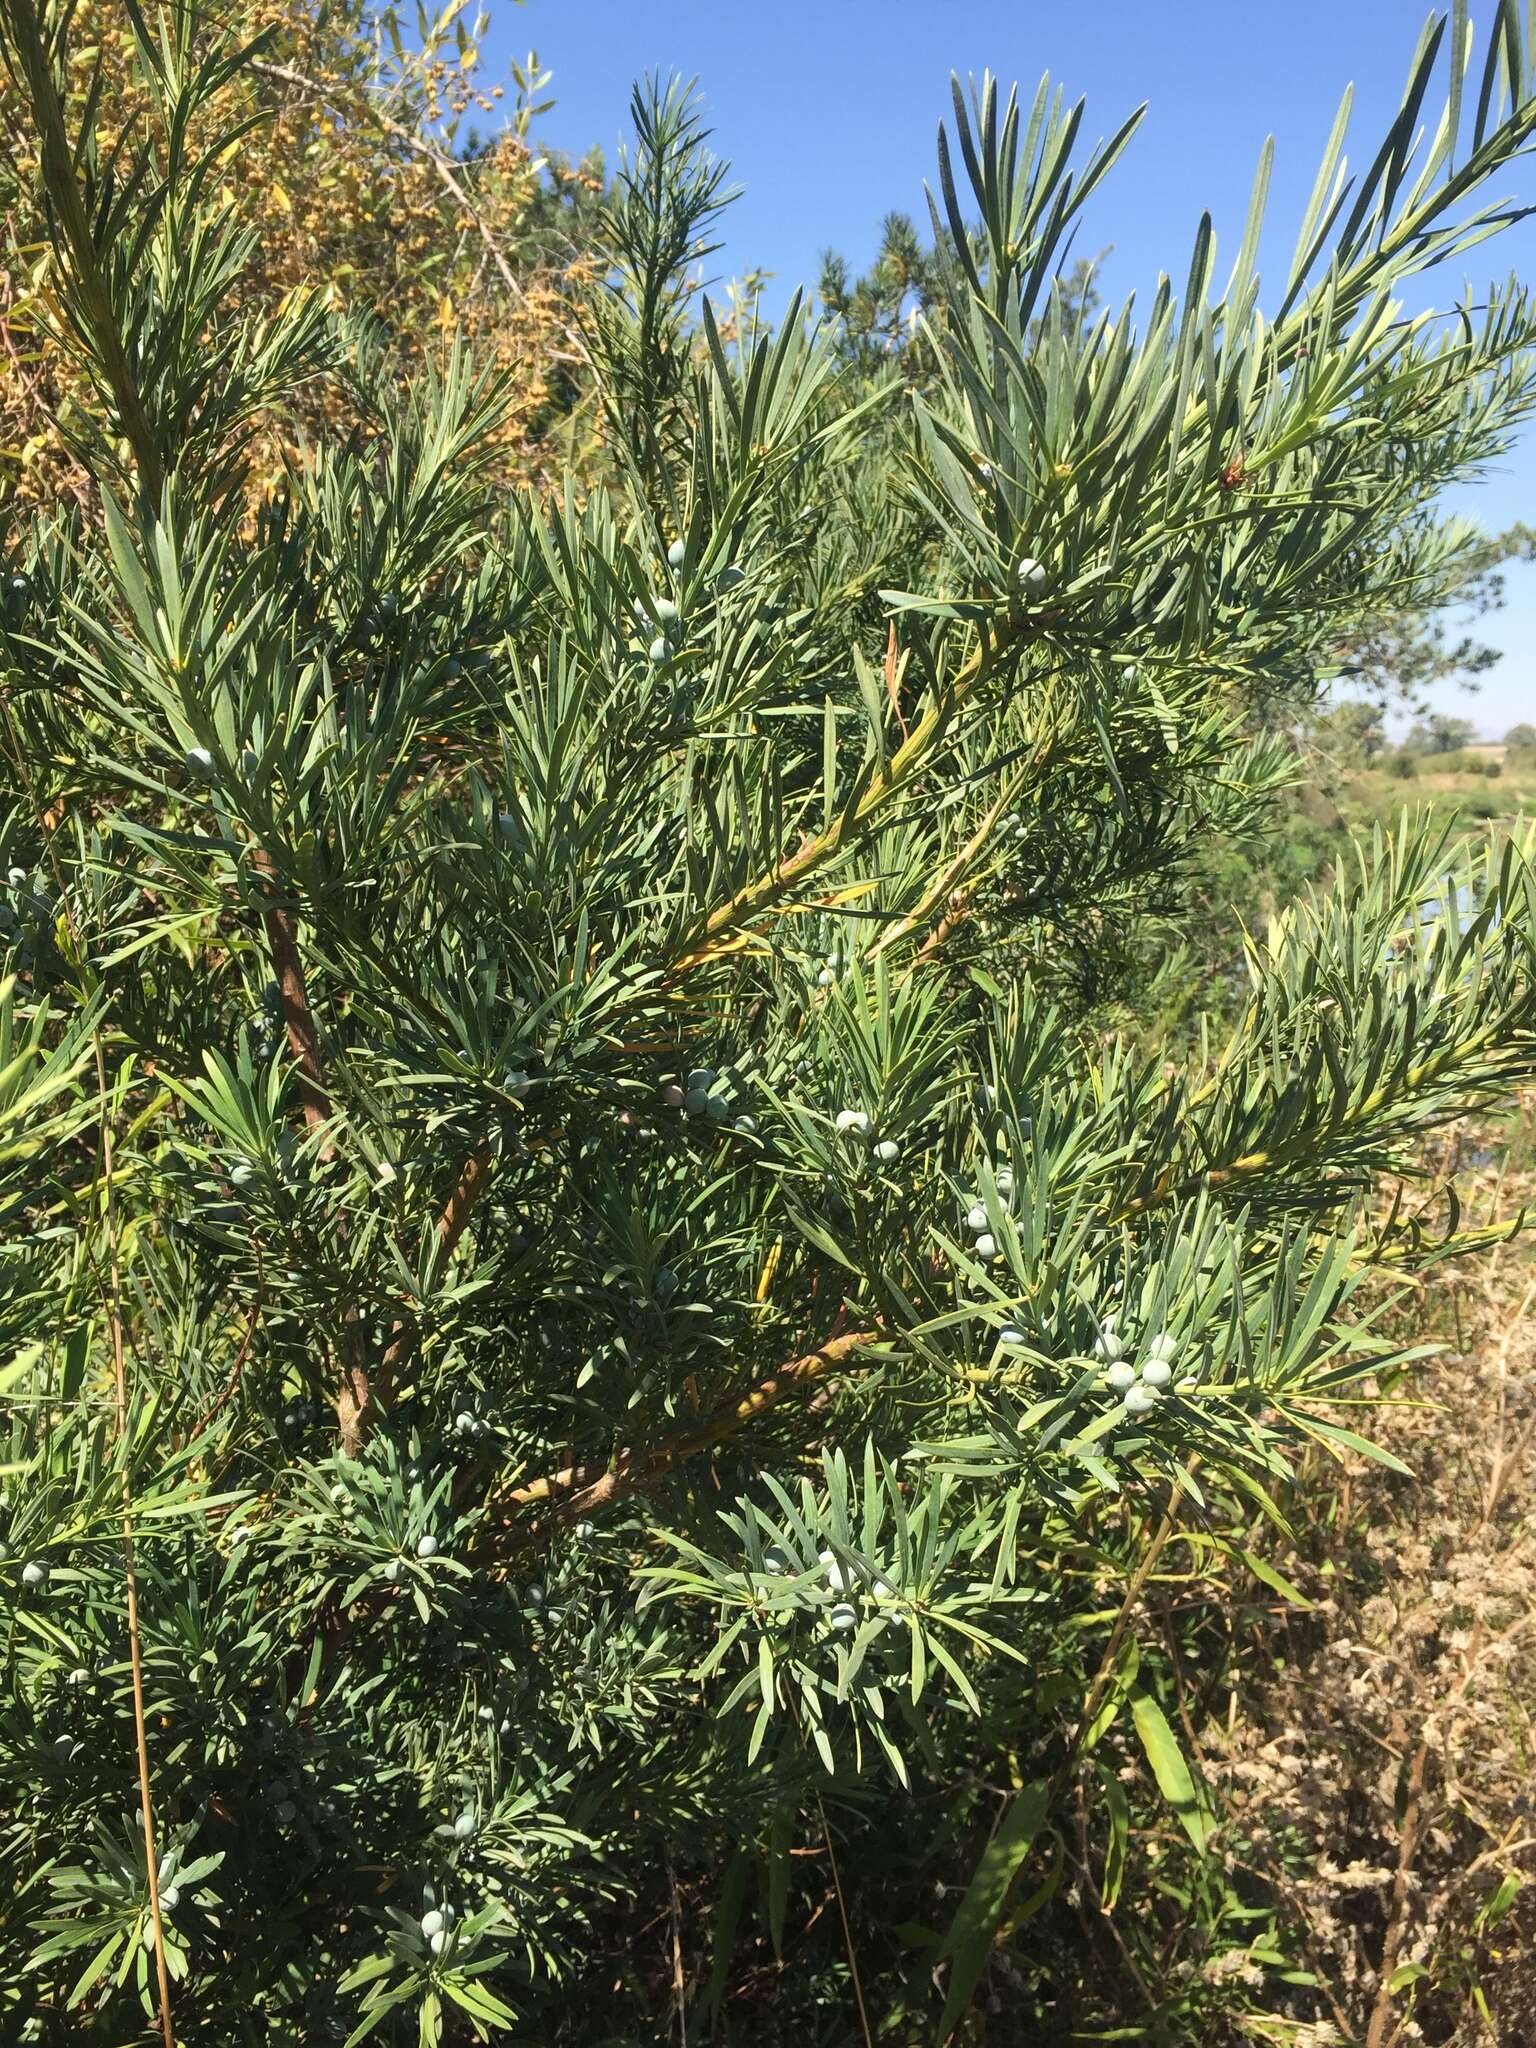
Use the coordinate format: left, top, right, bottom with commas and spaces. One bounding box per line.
345, 1142, 496, 1456
248, 853, 387, 1458
487, 1329, 874, 1546
252, 856, 500, 1458
254, 858, 331, 1135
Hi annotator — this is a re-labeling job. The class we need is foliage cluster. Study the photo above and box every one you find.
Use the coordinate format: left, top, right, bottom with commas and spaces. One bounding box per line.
0, 0, 604, 513
3, 5, 1536, 2043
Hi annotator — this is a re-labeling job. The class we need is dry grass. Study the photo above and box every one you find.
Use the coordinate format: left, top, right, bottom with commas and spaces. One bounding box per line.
1200, 1099, 1536, 2045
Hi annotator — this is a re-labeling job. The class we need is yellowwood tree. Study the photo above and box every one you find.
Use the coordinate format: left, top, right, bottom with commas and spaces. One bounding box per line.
2, 7, 1536, 2043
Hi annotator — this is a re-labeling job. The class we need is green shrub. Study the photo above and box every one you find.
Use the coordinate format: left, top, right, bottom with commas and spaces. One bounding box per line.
3, 6, 1536, 2045
1387, 746, 1421, 778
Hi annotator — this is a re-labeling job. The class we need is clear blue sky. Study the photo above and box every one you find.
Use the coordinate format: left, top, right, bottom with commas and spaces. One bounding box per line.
488, 0, 1536, 738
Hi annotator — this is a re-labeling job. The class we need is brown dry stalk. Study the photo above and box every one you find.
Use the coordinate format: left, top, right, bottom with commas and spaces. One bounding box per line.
1476, 1275, 1536, 1535
1364, 1624, 1485, 2048
93, 1035, 176, 2048
883, 620, 909, 742
0, 688, 175, 2041
665, 1845, 688, 2048
818, 1794, 875, 2048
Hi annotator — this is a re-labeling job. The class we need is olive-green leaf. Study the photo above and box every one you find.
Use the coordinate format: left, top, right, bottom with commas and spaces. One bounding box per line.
936, 1780, 1050, 2037
1130, 1690, 1209, 1854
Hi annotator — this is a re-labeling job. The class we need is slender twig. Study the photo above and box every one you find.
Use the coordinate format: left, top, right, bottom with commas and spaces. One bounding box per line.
374, 1140, 494, 1408
869, 768, 1020, 962
248, 853, 384, 1453
937, 1466, 1197, 2035
248, 57, 526, 304
196, 1247, 265, 1433
671, 631, 1019, 968
1065, 1464, 1198, 1771
1475, 1277, 1536, 1535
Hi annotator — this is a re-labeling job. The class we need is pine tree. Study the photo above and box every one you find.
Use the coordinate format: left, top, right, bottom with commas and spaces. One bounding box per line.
2, 6, 1536, 2043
